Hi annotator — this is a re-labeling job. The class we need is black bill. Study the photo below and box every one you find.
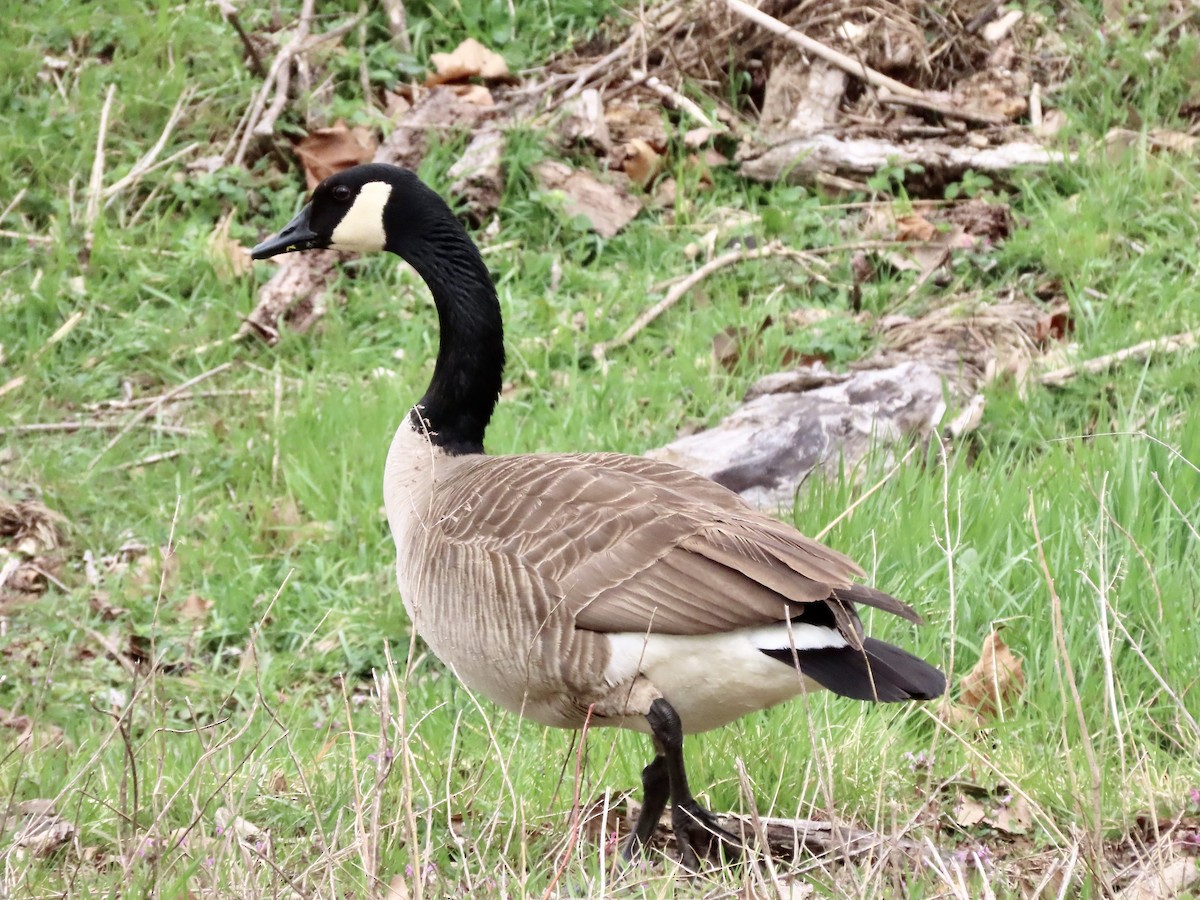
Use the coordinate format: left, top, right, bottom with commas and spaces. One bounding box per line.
250, 204, 321, 259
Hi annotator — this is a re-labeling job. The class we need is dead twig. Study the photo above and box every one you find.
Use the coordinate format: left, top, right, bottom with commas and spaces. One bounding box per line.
380, 0, 411, 53
0, 422, 198, 437
116, 449, 186, 471
87, 361, 234, 469
84, 388, 261, 412
234, 0, 317, 167
0, 229, 53, 245
630, 68, 720, 130
215, 0, 266, 77
102, 88, 198, 207
593, 242, 817, 360
721, 0, 923, 100
85, 84, 116, 230
1039, 329, 1200, 387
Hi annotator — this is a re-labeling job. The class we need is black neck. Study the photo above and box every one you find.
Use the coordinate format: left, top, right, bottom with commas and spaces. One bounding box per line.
392, 220, 503, 455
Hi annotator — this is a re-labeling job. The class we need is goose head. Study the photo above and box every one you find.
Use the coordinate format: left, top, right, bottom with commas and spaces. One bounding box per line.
250, 163, 503, 455
251, 164, 443, 260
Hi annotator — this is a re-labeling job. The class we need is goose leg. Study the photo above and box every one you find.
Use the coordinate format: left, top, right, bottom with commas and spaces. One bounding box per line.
622, 754, 669, 860
645, 698, 742, 869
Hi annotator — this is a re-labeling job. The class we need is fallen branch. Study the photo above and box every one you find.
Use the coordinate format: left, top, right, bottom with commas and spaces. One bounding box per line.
88, 361, 234, 469
721, 0, 923, 99
592, 242, 815, 360
1039, 330, 1200, 387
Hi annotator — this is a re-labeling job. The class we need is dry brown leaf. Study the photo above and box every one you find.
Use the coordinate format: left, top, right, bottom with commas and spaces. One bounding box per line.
180, 593, 213, 622
622, 138, 662, 188
952, 794, 988, 828
450, 84, 495, 107
0, 707, 67, 753
294, 121, 378, 191
427, 38, 509, 85
89, 592, 128, 621
992, 794, 1032, 835
533, 161, 642, 239
712, 327, 743, 372
959, 629, 1025, 719
383, 90, 411, 121
604, 99, 668, 151
209, 212, 252, 280
13, 813, 74, 857
385, 875, 413, 900
894, 214, 938, 242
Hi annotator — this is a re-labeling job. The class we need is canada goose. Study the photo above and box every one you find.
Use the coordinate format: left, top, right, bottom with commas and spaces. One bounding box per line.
251, 163, 945, 869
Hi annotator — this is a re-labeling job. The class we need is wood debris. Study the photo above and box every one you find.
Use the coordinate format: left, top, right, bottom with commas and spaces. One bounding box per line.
447, 129, 506, 221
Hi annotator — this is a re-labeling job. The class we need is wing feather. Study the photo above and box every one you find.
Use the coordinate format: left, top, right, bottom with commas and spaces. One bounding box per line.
428, 451, 920, 641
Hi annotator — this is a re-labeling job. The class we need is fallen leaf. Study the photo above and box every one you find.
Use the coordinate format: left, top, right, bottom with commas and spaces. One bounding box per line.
385, 875, 412, 900
952, 794, 988, 828
294, 121, 378, 191
533, 161, 643, 238
712, 327, 743, 372
180, 593, 213, 622
894, 214, 938, 242
215, 806, 265, 841
684, 126, 722, 149
89, 592, 128, 621
450, 83, 495, 106
209, 212, 252, 279
604, 99, 669, 151
13, 813, 74, 857
992, 794, 1032, 835
959, 629, 1025, 719
427, 38, 509, 86
622, 138, 661, 188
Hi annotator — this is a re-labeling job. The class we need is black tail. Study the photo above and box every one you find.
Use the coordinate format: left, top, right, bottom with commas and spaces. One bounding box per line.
762, 637, 946, 702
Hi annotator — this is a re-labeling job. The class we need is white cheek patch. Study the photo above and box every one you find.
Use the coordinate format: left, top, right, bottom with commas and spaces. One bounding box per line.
329, 181, 392, 251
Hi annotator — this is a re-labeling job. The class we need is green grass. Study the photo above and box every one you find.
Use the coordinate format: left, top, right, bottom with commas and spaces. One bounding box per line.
2, 0, 1199, 896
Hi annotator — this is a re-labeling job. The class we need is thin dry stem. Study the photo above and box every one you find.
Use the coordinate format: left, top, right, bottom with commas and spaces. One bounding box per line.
1040, 329, 1200, 386
721, 0, 923, 98
87, 361, 233, 469
593, 242, 817, 360
85, 84, 116, 229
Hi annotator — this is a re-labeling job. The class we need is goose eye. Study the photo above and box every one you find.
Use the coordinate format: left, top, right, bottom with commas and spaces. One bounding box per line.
331, 185, 353, 202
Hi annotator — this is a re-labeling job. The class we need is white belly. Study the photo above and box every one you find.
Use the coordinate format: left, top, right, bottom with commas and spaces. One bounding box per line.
603, 623, 843, 734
